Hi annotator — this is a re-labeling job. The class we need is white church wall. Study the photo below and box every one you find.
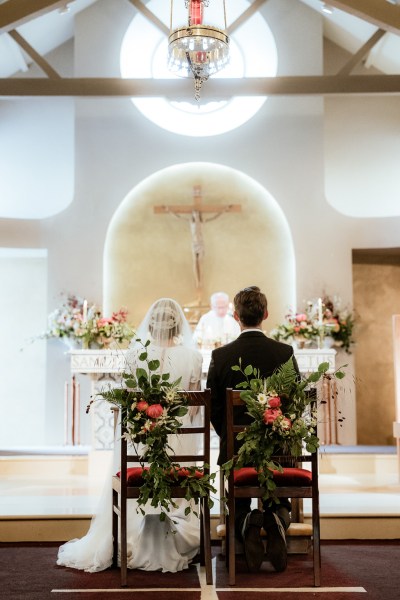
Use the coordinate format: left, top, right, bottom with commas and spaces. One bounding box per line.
0, 249, 47, 447
0, 0, 399, 446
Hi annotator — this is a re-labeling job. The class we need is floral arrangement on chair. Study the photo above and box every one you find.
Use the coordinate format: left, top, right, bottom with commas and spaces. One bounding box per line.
91, 339, 216, 520
222, 358, 346, 501
40, 294, 135, 349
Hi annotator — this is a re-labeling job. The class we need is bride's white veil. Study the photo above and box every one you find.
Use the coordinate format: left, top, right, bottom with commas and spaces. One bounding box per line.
131, 298, 194, 349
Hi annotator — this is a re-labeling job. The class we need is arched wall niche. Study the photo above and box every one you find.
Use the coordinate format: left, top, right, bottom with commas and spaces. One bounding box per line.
104, 163, 296, 331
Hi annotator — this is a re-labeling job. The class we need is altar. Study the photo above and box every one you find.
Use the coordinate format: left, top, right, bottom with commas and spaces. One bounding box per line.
69, 346, 337, 472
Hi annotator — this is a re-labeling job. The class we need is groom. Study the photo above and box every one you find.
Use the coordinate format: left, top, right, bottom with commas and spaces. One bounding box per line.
207, 285, 299, 573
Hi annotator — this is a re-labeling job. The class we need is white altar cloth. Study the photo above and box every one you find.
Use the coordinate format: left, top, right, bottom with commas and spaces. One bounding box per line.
70, 347, 337, 456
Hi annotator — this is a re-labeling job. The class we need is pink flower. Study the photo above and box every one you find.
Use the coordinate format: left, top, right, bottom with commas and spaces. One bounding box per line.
268, 396, 281, 408
136, 401, 149, 412
112, 309, 128, 323
97, 317, 113, 327
282, 417, 292, 429
263, 407, 282, 425
146, 404, 163, 419
295, 313, 307, 322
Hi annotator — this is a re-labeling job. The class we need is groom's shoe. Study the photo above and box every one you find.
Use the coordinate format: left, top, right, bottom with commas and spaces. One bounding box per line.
264, 512, 288, 572
241, 509, 265, 572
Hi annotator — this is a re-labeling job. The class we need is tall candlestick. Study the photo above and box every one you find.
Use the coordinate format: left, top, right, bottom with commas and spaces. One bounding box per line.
317, 297, 323, 325
82, 299, 88, 323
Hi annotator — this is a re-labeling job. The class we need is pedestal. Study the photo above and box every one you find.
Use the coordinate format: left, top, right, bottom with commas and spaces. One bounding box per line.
69, 349, 128, 478
294, 348, 337, 445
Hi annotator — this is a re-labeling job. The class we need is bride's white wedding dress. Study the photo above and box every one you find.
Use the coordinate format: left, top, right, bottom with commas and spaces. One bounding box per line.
57, 343, 203, 573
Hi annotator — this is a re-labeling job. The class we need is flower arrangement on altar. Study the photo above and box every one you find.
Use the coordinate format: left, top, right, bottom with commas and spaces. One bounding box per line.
270, 311, 319, 347
80, 305, 135, 349
319, 296, 356, 353
271, 295, 356, 353
222, 357, 346, 501
40, 294, 135, 349
90, 339, 216, 519
42, 294, 86, 341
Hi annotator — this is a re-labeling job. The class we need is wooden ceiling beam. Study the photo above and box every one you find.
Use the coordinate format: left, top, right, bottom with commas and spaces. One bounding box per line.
8, 30, 61, 79
1, 75, 400, 98
324, 0, 400, 36
228, 0, 269, 34
337, 28, 386, 75
127, 0, 168, 36
0, 0, 67, 34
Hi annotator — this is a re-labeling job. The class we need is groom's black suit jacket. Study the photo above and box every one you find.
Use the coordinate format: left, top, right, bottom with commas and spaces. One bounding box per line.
206, 330, 299, 465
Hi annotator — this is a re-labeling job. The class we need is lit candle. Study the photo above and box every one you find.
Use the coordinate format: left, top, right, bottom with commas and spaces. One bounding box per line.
82, 299, 88, 323
317, 298, 323, 325
189, 0, 203, 25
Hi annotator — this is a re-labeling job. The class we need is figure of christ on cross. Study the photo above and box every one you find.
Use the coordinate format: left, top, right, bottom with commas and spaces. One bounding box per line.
154, 185, 241, 303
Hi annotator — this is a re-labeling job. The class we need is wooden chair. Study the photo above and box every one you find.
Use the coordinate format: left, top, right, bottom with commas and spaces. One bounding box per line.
112, 389, 213, 587
223, 388, 321, 586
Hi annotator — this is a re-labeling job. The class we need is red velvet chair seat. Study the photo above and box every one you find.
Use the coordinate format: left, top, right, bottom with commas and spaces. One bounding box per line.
233, 466, 312, 487
118, 466, 206, 486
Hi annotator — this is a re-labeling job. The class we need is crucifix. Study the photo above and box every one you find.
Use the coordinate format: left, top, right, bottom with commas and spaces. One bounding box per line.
154, 185, 241, 302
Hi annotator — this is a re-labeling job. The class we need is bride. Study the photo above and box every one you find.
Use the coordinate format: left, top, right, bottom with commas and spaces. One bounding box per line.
57, 298, 203, 573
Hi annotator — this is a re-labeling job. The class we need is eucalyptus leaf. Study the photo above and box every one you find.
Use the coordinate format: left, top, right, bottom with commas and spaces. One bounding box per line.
135, 367, 148, 381
148, 359, 160, 371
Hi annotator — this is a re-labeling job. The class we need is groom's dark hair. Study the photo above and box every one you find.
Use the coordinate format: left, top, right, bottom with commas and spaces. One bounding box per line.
234, 286, 268, 326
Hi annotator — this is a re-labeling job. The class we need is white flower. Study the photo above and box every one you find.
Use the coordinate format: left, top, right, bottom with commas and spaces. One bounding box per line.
257, 393, 268, 405
165, 389, 177, 402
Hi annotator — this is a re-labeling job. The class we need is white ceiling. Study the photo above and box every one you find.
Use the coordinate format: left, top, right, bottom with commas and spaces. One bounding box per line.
0, 0, 399, 79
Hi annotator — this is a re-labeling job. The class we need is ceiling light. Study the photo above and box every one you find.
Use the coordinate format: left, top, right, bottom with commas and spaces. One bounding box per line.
168, 1, 230, 101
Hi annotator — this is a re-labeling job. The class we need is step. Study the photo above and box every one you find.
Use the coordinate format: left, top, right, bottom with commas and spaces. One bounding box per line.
0, 449, 399, 543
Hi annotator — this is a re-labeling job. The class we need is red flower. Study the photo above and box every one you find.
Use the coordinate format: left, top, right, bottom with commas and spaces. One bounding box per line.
263, 407, 282, 425
268, 396, 281, 409
137, 400, 149, 412
146, 404, 163, 419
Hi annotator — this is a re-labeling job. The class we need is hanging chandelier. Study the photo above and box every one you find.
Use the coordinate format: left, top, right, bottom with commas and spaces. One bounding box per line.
168, 0, 230, 101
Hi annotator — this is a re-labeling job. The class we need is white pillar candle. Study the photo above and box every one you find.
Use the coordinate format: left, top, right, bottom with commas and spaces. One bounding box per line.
82, 299, 88, 323
318, 298, 323, 325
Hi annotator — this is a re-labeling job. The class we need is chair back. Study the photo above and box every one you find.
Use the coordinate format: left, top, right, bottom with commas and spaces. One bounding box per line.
226, 388, 319, 493
119, 389, 211, 490
224, 388, 321, 586
113, 388, 213, 586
